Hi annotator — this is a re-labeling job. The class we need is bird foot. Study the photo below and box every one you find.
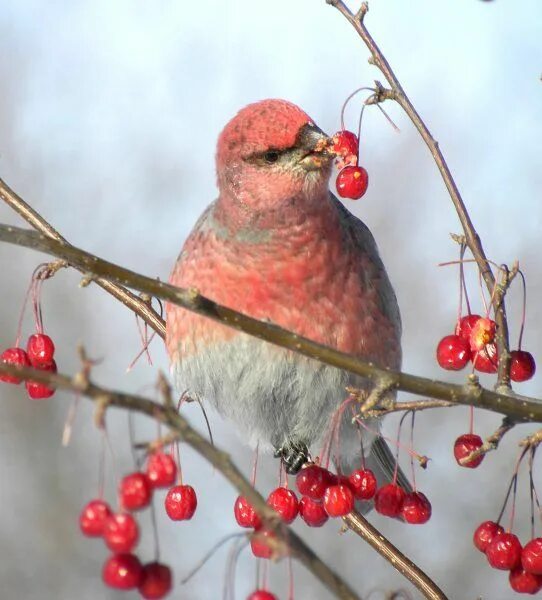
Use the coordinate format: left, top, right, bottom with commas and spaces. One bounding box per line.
274, 441, 310, 475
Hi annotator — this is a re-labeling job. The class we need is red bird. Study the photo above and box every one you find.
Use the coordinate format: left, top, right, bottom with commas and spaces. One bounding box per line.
167, 99, 405, 486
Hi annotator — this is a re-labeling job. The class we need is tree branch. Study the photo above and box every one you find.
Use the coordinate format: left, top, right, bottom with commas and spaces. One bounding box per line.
1, 223, 541, 424
344, 511, 448, 600
0, 361, 360, 600
326, 0, 512, 387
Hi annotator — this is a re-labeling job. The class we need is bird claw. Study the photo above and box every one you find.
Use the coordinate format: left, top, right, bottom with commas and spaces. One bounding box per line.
274, 441, 310, 474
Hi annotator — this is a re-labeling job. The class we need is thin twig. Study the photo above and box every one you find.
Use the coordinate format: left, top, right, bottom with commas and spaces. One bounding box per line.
1, 224, 541, 423
0, 361, 360, 600
459, 417, 515, 465
343, 511, 448, 600
326, 0, 512, 387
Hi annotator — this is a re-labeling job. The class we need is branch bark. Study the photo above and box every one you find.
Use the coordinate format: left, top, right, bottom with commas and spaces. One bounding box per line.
2, 223, 541, 424
326, 0, 512, 388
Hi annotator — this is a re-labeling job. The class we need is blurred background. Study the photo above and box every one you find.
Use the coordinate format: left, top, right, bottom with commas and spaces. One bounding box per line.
1, 0, 541, 598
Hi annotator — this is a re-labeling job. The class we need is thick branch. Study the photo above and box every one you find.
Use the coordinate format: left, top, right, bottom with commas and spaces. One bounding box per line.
0, 177, 166, 339
326, 0, 511, 386
1, 223, 541, 423
0, 362, 360, 600
344, 511, 448, 600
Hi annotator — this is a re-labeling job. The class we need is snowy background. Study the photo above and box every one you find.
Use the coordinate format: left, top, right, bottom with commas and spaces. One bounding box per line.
1, 0, 541, 598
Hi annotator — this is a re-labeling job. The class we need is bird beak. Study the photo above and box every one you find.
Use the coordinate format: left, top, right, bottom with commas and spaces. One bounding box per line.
297, 122, 334, 171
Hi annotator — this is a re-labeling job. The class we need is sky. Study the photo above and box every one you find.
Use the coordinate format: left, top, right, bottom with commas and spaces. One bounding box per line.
0, 1, 541, 599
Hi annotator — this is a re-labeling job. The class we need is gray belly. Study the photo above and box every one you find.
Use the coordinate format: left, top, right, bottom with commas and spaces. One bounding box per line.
171, 332, 379, 459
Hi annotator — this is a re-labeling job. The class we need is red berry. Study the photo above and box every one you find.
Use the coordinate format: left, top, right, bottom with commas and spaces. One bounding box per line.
247, 591, 277, 600
511, 350, 536, 383
26, 334, 55, 367
509, 567, 542, 594
436, 335, 471, 370
323, 484, 354, 517
0, 347, 30, 384
138, 562, 172, 599
348, 469, 377, 500
102, 553, 142, 590
469, 317, 496, 352
486, 532, 522, 570
473, 521, 504, 553
299, 496, 329, 527
453, 433, 484, 468
119, 472, 152, 511
401, 492, 432, 524
374, 484, 406, 518
250, 528, 276, 559
79, 499, 112, 537
331, 130, 359, 163
25, 359, 57, 399
455, 314, 482, 342
164, 485, 197, 521
472, 343, 498, 374
336, 166, 369, 200
103, 512, 139, 553
234, 495, 261, 529
296, 464, 334, 501
522, 538, 542, 574
267, 487, 299, 524
146, 452, 177, 489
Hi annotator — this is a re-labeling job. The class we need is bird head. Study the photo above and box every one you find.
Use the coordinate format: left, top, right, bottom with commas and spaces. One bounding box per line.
216, 99, 333, 214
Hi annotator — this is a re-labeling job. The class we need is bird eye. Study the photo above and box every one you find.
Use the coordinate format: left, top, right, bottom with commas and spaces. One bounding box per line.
263, 151, 279, 164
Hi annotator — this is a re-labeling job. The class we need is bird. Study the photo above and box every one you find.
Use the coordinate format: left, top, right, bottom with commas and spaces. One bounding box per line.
166, 98, 407, 490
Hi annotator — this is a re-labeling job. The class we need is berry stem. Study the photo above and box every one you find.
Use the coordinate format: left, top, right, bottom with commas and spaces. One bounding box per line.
517, 269, 527, 350
251, 442, 260, 487
409, 412, 417, 491
339, 86, 375, 131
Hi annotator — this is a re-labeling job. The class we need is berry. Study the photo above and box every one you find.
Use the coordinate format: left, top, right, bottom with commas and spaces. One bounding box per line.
146, 452, 177, 489
374, 484, 406, 518
453, 433, 484, 468
509, 567, 542, 595
510, 350, 536, 383
26, 334, 55, 367
296, 464, 334, 501
138, 562, 172, 599
331, 130, 358, 165
119, 472, 152, 511
522, 538, 542, 574
102, 553, 142, 590
472, 343, 498, 374
250, 528, 276, 559
164, 484, 197, 521
0, 347, 30, 384
267, 487, 299, 524
247, 591, 277, 600
79, 499, 112, 537
436, 335, 470, 371
486, 532, 522, 570
401, 492, 432, 524
455, 314, 482, 342
336, 166, 369, 200
234, 495, 261, 529
348, 469, 377, 500
473, 521, 504, 553
25, 359, 57, 399
469, 317, 496, 352
299, 496, 329, 527
103, 512, 139, 552
323, 484, 355, 517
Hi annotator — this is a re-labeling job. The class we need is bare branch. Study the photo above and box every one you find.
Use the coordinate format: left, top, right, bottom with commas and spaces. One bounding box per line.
326, 0, 512, 387
1, 223, 541, 424
0, 361, 360, 600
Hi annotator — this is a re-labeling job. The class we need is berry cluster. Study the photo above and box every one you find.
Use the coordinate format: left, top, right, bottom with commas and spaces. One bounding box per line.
79, 449, 196, 598
0, 333, 57, 399
473, 523, 542, 594
331, 130, 369, 201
